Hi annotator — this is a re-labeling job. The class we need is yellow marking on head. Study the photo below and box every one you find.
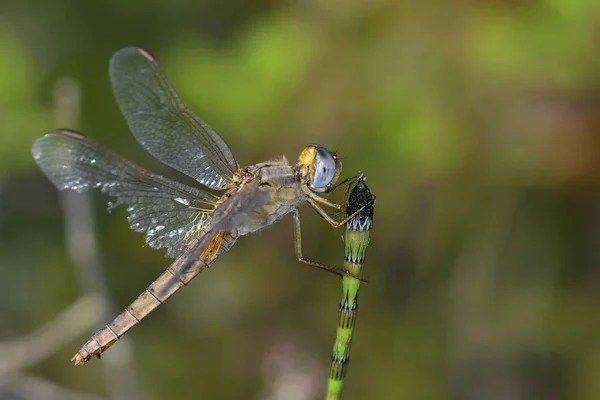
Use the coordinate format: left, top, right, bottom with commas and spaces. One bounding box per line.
297, 146, 318, 182
201, 231, 225, 263
297, 146, 317, 167
136, 47, 155, 62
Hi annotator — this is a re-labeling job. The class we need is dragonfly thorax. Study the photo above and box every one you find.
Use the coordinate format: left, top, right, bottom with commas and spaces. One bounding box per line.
231, 167, 256, 189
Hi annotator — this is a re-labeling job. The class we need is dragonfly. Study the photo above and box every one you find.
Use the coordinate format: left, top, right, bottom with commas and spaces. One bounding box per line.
31, 46, 368, 365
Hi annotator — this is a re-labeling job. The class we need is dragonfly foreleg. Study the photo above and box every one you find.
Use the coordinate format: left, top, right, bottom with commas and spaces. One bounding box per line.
302, 185, 342, 210
293, 209, 367, 282
324, 172, 365, 195
307, 195, 375, 229
302, 173, 366, 211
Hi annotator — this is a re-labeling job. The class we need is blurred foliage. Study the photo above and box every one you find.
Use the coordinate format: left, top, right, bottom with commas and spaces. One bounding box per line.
1, 0, 600, 399
0, 24, 51, 171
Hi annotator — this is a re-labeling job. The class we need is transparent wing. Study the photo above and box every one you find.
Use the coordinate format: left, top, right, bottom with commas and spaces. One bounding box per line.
32, 129, 216, 258
109, 46, 239, 190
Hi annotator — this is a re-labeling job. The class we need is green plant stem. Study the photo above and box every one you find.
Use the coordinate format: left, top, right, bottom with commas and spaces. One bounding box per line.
325, 179, 375, 400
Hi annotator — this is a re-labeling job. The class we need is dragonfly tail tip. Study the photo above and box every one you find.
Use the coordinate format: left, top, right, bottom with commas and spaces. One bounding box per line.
71, 353, 86, 366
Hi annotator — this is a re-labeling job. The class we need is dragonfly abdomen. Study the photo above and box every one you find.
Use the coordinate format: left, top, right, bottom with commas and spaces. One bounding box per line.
71, 286, 167, 365
71, 230, 236, 365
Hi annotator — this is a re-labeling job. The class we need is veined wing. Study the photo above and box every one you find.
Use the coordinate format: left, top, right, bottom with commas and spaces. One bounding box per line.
109, 46, 238, 190
32, 129, 216, 258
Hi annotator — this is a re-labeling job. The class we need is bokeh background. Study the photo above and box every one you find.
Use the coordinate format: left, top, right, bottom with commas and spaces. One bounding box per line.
1, 0, 600, 399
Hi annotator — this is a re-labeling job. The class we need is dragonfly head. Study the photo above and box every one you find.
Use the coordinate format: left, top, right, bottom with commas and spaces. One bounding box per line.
296, 145, 342, 192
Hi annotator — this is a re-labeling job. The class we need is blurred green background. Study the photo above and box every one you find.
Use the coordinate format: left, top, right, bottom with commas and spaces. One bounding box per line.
2, 0, 600, 399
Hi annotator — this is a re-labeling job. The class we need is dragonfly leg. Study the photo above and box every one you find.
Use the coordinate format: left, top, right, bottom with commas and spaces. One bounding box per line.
307, 195, 375, 228
293, 209, 367, 282
305, 189, 342, 209
325, 172, 365, 194
302, 173, 366, 210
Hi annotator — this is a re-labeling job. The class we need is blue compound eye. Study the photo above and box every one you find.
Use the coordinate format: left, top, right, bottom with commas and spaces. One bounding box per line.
311, 146, 337, 189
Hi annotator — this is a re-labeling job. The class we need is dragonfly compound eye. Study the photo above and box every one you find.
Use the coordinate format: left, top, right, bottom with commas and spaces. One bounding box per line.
311, 146, 338, 189
296, 145, 342, 190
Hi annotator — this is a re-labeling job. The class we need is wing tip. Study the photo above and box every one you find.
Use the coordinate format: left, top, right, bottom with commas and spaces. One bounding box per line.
135, 47, 156, 62
111, 46, 156, 62
31, 128, 86, 158
56, 128, 86, 139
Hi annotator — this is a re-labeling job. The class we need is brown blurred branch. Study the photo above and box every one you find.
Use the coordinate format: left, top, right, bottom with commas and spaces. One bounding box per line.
0, 294, 103, 376
54, 77, 140, 400
0, 374, 107, 400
